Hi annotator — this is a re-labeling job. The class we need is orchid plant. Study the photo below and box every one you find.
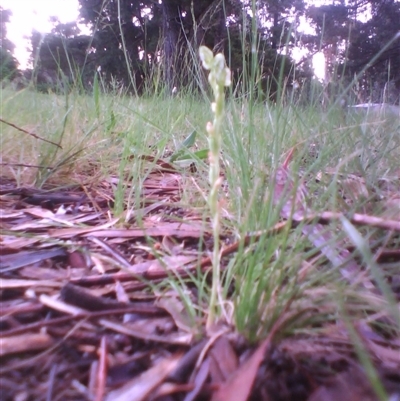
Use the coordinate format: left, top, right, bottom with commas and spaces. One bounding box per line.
199, 46, 231, 327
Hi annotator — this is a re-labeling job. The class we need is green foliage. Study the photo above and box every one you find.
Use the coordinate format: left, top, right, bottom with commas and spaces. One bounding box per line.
29, 27, 95, 93
0, 7, 19, 81
70, 0, 305, 96
2, 0, 399, 99
93, 72, 100, 118
345, 2, 400, 102
169, 130, 197, 162
0, 47, 19, 81
306, 0, 400, 102
0, 7, 15, 54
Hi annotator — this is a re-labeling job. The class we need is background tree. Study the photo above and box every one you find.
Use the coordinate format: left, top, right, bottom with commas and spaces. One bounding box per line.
0, 7, 19, 81
75, 0, 305, 97
306, 0, 400, 103
29, 22, 95, 92
79, 0, 154, 92
20, 0, 398, 100
345, 0, 400, 102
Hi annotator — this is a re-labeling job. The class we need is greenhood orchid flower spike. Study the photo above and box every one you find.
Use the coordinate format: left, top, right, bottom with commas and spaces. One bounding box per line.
199, 46, 231, 328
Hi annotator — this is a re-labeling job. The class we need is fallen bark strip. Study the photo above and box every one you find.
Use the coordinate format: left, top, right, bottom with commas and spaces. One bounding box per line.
1, 305, 164, 337
60, 282, 162, 312
49, 222, 210, 239
212, 300, 293, 401
0, 333, 54, 357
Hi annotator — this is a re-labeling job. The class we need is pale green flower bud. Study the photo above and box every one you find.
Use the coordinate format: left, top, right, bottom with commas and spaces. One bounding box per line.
199, 46, 214, 70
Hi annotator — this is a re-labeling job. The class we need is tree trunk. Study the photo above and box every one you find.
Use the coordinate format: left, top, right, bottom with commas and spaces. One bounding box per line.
162, 0, 182, 92
271, 12, 279, 50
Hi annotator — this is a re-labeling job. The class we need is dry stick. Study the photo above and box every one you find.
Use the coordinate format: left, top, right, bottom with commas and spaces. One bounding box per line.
71, 212, 389, 291
309, 211, 400, 232
273, 149, 375, 290
68, 222, 289, 288
95, 336, 107, 401
0, 162, 54, 169
69, 209, 389, 291
0, 117, 62, 148
199, 221, 290, 268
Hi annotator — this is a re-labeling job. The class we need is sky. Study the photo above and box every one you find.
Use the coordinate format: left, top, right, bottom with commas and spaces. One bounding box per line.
2, 0, 82, 69
2, 0, 326, 79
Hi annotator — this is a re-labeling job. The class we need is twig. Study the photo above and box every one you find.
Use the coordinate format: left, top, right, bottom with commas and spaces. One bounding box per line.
95, 337, 107, 401
198, 221, 289, 269
0, 117, 62, 148
88, 236, 133, 268
309, 211, 400, 232
0, 162, 54, 169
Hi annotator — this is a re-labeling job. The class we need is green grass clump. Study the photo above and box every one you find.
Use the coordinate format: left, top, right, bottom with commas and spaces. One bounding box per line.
1, 85, 210, 189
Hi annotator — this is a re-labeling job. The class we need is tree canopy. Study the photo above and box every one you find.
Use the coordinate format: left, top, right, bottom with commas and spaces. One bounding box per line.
3, 0, 400, 102
0, 7, 19, 81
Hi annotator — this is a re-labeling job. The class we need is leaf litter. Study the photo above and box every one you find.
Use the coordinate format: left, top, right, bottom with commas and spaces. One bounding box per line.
1, 153, 400, 401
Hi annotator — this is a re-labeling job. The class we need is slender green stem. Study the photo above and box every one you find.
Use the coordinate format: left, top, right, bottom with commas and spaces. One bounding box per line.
199, 47, 231, 327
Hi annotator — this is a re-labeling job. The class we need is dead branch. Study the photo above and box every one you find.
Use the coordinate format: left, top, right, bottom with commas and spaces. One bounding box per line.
0, 117, 62, 148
